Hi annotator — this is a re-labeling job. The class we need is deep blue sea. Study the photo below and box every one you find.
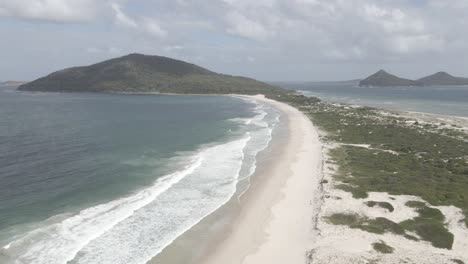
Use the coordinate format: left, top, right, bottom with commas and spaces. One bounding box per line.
280, 81, 468, 117
0, 87, 279, 263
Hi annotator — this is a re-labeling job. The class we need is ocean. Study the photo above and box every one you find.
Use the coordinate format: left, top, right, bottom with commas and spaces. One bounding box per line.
281, 82, 468, 117
0, 87, 280, 263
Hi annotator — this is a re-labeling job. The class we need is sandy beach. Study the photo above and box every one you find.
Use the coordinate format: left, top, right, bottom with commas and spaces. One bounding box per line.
145, 96, 468, 264
198, 95, 323, 264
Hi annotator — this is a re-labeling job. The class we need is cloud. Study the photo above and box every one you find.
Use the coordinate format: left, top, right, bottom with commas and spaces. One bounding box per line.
164, 45, 184, 52
86, 47, 101, 53
110, 2, 137, 28
142, 18, 167, 38
2, 0, 468, 81
362, 4, 425, 34
0, 0, 97, 22
225, 11, 273, 40
110, 3, 167, 38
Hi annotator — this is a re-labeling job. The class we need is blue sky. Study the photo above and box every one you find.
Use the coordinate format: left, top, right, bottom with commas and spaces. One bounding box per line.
1, 0, 467, 81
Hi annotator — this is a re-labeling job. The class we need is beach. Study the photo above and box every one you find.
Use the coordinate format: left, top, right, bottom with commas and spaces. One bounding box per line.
195, 95, 323, 264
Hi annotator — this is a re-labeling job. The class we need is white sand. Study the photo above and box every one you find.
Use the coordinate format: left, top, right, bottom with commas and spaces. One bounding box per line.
311, 142, 468, 264
202, 95, 323, 264
201, 97, 468, 264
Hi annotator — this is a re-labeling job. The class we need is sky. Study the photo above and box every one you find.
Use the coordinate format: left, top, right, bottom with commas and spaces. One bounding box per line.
1, 0, 468, 82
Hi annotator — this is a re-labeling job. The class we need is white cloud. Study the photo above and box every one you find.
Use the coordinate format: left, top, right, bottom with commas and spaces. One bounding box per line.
86, 47, 101, 53
110, 3, 167, 38
362, 4, 425, 34
0, 0, 97, 22
225, 11, 272, 40
108, 47, 122, 54
214, 0, 452, 58
142, 18, 167, 38
247, 56, 256, 62
2, 0, 468, 81
164, 45, 184, 52
110, 3, 137, 28
390, 34, 445, 54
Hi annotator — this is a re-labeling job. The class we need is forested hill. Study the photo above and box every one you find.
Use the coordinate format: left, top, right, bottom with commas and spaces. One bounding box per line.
18, 53, 284, 95
359, 70, 423, 87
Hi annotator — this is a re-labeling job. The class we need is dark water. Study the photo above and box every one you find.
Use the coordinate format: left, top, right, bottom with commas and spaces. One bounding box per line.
0, 87, 279, 263
281, 82, 468, 117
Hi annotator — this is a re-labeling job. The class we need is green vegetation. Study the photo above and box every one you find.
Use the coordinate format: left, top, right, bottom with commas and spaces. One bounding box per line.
18, 53, 285, 95
298, 102, 468, 229
359, 70, 468, 87
327, 213, 361, 226
452, 259, 465, 264
372, 241, 394, 254
400, 202, 454, 249
327, 204, 453, 249
365, 201, 394, 212
418, 71, 468, 86
267, 93, 321, 105
270, 93, 467, 249
326, 213, 404, 236
335, 183, 368, 199
359, 70, 423, 87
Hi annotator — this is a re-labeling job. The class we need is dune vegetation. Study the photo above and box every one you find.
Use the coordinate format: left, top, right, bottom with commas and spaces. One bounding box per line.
268, 93, 468, 250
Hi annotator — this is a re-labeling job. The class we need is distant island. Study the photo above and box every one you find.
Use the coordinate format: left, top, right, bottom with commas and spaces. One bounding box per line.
0, 80, 27, 87
359, 70, 468, 87
418, 71, 468, 86
18, 53, 284, 95
359, 70, 423, 87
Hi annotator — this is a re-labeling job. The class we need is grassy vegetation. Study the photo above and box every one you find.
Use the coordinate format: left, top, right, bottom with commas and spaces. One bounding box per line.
327, 213, 404, 235
372, 241, 394, 254
365, 201, 394, 212
269, 93, 467, 249
295, 101, 468, 229
327, 204, 453, 249
400, 201, 454, 249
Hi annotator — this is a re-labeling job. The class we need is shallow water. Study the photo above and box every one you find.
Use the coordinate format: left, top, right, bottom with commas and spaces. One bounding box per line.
0, 88, 280, 263
281, 82, 468, 117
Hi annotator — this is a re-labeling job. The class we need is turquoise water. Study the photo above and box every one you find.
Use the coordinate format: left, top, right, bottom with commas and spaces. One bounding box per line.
281, 82, 468, 117
0, 87, 280, 263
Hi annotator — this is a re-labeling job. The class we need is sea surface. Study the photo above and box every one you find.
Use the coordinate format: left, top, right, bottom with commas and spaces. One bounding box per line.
0, 87, 280, 263
281, 81, 468, 117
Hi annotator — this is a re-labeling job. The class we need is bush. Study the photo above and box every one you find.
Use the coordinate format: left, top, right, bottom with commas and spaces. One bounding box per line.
365, 201, 395, 212
372, 241, 394, 254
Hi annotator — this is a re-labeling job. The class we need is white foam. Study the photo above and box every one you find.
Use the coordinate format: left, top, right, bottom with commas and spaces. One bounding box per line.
2, 157, 203, 263
71, 136, 251, 264
228, 117, 251, 125
237, 102, 280, 198
2, 99, 280, 264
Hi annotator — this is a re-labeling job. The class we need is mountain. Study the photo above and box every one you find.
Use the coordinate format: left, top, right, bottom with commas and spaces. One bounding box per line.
418, 71, 468, 86
18, 53, 284, 95
0, 80, 26, 87
359, 70, 423, 87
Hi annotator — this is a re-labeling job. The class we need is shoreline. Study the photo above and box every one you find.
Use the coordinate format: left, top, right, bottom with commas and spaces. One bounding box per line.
201, 95, 323, 264
148, 94, 324, 264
